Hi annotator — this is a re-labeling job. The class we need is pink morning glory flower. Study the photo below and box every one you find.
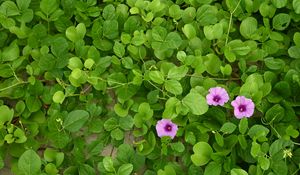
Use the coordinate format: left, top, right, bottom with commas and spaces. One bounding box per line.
206, 87, 229, 106
231, 96, 255, 119
156, 119, 178, 139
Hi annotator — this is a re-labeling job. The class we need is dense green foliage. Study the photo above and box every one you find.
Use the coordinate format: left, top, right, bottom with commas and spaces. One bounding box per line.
0, 0, 300, 174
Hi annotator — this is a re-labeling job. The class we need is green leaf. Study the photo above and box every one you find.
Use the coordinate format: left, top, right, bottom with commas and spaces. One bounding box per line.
196, 5, 218, 26
40, 0, 59, 15
215, 132, 224, 147
204, 54, 221, 75
149, 71, 165, 84
0, 1, 20, 16
117, 164, 133, 175
191, 142, 213, 166
238, 134, 247, 149
264, 57, 285, 70
14, 127, 27, 143
103, 4, 116, 20
63, 110, 89, 132
239, 118, 248, 135
45, 163, 58, 174
52, 91, 65, 104
258, 156, 270, 170
182, 23, 196, 39
286, 125, 299, 138
294, 32, 300, 46
16, 0, 31, 10
293, 0, 300, 14
18, 150, 41, 175
265, 104, 285, 123
169, 4, 181, 20
119, 116, 134, 130
111, 128, 124, 140
272, 13, 290, 31
167, 65, 188, 80
103, 20, 119, 39
113, 42, 125, 58
220, 122, 237, 134
65, 23, 86, 42
272, 0, 287, 8
164, 80, 182, 95
220, 64, 232, 76
1, 41, 19, 61
84, 58, 95, 69
170, 142, 185, 153
0, 64, 13, 78
165, 32, 182, 49
240, 17, 258, 39
288, 46, 300, 59
0, 105, 14, 128
104, 118, 118, 131
0, 155, 4, 169
230, 168, 248, 175
103, 157, 115, 172
250, 141, 261, 157
248, 125, 269, 141
68, 57, 83, 70
274, 81, 291, 98
204, 23, 223, 40
182, 90, 208, 115
204, 161, 222, 175
25, 96, 42, 113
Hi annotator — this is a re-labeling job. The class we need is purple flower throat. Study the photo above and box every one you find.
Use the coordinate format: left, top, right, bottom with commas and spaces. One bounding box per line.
164, 124, 172, 131
238, 105, 246, 112
213, 95, 221, 102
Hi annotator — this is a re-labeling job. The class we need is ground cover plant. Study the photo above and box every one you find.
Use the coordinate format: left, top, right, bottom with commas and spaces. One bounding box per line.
1, 0, 300, 174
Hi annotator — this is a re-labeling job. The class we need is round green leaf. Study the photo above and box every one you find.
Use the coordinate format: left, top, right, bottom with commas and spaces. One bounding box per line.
63, 110, 89, 132
149, 71, 165, 84
191, 142, 213, 166
117, 164, 133, 175
272, 13, 290, 31
240, 17, 258, 39
0, 105, 14, 127
52, 91, 65, 104
182, 90, 208, 115
164, 80, 182, 95
293, 0, 300, 14
182, 23, 196, 39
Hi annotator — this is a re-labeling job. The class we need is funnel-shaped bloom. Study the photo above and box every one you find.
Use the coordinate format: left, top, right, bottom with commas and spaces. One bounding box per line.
156, 119, 178, 139
206, 87, 229, 106
231, 96, 255, 119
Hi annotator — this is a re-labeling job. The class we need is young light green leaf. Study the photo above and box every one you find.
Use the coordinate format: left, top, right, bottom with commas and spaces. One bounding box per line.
52, 91, 65, 104
113, 42, 125, 58
293, 0, 300, 14
149, 71, 165, 84
230, 168, 248, 175
117, 164, 133, 175
103, 157, 115, 172
182, 23, 196, 39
